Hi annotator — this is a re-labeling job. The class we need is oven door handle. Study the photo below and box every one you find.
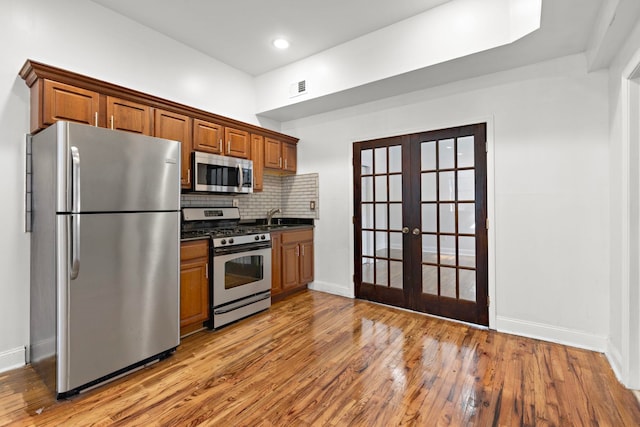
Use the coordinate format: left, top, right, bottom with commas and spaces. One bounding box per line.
214, 242, 271, 256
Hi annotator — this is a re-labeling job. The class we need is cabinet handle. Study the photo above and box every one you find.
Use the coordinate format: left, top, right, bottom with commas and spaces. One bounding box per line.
302, 246, 304, 256
219, 139, 222, 152
187, 168, 191, 184
110, 115, 114, 130
284, 159, 287, 169
205, 263, 208, 279
227, 141, 231, 154
94, 112, 98, 127
279, 157, 282, 168
296, 246, 299, 257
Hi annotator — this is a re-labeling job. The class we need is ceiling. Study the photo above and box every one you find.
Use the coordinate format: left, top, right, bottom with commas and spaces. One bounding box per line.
90, 0, 452, 76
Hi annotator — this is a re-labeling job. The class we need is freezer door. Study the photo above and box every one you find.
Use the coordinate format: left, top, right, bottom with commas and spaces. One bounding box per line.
43, 121, 180, 213
57, 212, 180, 393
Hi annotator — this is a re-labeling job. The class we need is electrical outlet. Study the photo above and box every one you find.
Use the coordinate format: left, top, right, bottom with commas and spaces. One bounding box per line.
310, 201, 316, 210
232, 199, 239, 207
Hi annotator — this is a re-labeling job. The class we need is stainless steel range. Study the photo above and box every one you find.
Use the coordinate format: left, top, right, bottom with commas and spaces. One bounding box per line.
182, 207, 271, 329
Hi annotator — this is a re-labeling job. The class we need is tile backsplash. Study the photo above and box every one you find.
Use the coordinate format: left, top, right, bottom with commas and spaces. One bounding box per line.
181, 173, 319, 220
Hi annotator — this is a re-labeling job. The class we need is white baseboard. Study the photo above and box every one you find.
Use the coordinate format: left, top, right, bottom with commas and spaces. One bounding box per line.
606, 340, 625, 384
0, 346, 25, 374
308, 281, 354, 298
495, 316, 607, 352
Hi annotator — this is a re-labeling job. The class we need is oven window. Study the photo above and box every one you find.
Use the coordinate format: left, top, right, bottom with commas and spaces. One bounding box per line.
225, 255, 264, 289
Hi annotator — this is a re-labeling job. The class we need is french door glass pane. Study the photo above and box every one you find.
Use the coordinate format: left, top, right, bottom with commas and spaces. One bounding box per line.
361, 149, 373, 171
459, 236, 476, 268
438, 138, 455, 169
441, 267, 457, 298
390, 232, 403, 259
422, 265, 438, 295
362, 231, 374, 256
458, 169, 475, 200
439, 171, 455, 201
375, 204, 387, 229
389, 146, 402, 173
439, 203, 456, 233
375, 231, 388, 257
362, 259, 374, 283
375, 176, 387, 201
422, 234, 437, 263
459, 269, 476, 301
362, 177, 373, 202
421, 173, 437, 201
457, 136, 474, 168
421, 141, 436, 170
458, 203, 475, 233
389, 175, 402, 201
362, 204, 373, 229
389, 204, 402, 230
375, 148, 387, 174
390, 261, 403, 288
376, 260, 388, 286
439, 235, 456, 266
422, 204, 437, 232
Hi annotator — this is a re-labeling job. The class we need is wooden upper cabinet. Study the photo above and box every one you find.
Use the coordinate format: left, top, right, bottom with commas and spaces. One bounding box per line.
41, 79, 99, 129
193, 118, 223, 154
264, 137, 282, 169
283, 142, 297, 173
251, 134, 264, 192
154, 109, 192, 188
106, 96, 151, 135
224, 127, 250, 159
264, 137, 297, 174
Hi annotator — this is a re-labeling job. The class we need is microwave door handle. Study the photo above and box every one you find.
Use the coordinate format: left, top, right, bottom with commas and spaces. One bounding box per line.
238, 164, 244, 188
70, 146, 81, 279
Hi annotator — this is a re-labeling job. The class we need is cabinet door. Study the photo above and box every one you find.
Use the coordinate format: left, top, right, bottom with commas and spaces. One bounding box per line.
282, 142, 297, 173
251, 134, 264, 192
264, 137, 281, 169
180, 258, 209, 329
224, 127, 250, 158
193, 118, 223, 154
282, 243, 300, 289
299, 241, 314, 284
155, 109, 192, 188
106, 96, 151, 135
271, 232, 283, 295
43, 79, 99, 128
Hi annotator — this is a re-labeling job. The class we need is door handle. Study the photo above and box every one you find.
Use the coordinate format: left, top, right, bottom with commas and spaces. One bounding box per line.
402, 227, 409, 234
70, 146, 81, 279
412, 228, 420, 235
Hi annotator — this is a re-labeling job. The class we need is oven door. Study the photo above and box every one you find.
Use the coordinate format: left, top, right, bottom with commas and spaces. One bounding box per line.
193, 151, 253, 193
212, 244, 271, 307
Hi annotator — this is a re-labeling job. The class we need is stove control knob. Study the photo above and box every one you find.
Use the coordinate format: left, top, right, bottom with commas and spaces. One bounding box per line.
260, 235, 266, 240
255, 235, 260, 241
229, 238, 234, 244
220, 239, 227, 245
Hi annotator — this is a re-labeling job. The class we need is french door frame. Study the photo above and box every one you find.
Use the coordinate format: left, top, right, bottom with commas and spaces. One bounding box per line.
353, 123, 489, 326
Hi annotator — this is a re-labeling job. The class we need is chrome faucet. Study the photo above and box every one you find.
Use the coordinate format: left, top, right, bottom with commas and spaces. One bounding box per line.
267, 208, 281, 226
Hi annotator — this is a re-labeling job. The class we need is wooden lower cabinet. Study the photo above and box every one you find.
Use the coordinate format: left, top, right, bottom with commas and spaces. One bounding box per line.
271, 228, 314, 300
180, 240, 209, 337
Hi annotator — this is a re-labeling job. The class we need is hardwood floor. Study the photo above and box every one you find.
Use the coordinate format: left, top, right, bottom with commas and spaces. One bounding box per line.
1, 290, 639, 426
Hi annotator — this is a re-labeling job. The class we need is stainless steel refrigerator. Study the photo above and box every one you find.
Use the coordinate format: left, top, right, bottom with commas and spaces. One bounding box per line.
29, 121, 181, 398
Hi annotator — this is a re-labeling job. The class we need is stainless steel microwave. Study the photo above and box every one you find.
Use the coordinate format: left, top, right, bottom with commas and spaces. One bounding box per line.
192, 151, 253, 194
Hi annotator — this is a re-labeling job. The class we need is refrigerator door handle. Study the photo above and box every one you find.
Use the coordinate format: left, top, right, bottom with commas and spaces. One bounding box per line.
70, 146, 81, 279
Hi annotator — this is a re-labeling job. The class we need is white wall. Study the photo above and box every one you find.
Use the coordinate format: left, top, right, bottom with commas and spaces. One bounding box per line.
286, 54, 610, 350
0, 0, 258, 372
607, 19, 640, 388
254, 0, 540, 114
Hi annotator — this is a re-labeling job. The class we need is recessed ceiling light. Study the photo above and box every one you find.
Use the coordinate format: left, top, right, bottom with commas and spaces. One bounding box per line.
273, 38, 290, 49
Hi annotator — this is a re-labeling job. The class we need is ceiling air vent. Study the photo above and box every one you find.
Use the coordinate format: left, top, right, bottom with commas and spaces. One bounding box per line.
289, 79, 308, 98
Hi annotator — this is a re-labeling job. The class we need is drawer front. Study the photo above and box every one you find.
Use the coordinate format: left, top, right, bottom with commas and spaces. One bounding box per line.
281, 229, 313, 244
181, 240, 209, 261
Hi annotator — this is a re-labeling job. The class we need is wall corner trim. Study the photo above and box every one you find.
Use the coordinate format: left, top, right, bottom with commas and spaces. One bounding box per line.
308, 281, 355, 299
0, 346, 26, 374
